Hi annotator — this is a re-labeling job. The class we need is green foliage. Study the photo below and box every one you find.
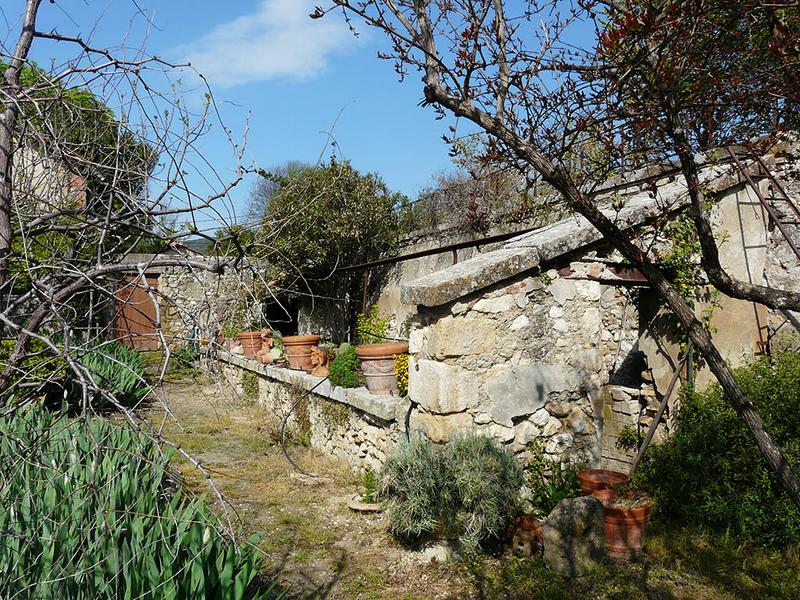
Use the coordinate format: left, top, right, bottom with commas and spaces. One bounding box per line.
380, 435, 523, 550
0, 339, 67, 399
66, 341, 148, 408
328, 344, 360, 388
242, 370, 259, 400
0, 404, 275, 598
2, 62, 155, 292
615, 424, 641, 452
356, 305, 389, 344
253, 159, 403, 294
522, 444, 580, 518
637, 351, 800, 547
169, 343, 200, 372
394, 353, 409, 397
360, 470, 378, 504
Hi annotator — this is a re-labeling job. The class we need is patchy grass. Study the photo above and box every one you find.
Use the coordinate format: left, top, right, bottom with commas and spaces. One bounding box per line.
149, 377, 800, 600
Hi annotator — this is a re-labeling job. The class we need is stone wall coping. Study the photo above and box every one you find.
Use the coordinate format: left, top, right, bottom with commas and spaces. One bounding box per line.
216, 351, 406, 422
401, 158, 754, 308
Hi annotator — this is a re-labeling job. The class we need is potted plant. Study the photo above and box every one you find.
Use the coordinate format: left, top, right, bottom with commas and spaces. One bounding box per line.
237, 320, 265, 359
346, 470, 382, 513
328, 344, 361, 388
354, 305, 408, 396
592, 488, 653, 561
282, 334, 321, 371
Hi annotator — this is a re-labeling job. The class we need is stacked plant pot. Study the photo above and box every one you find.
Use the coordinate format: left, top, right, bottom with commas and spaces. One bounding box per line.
282, 335, 321, 371
237, 331, 262, 358
577, 468, 653, 561
355, 342, 408, 396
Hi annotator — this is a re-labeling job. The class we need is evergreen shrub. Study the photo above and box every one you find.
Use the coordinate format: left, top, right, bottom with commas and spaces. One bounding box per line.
381, 434, 523, 550
637, 351, 800, 547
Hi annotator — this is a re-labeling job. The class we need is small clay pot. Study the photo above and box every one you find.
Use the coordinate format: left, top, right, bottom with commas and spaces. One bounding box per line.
355, 342, 409, 396
601, 495, 653, 561
282, 335, 321, 371
576, 468, 630, 495
237, 331, 262, 358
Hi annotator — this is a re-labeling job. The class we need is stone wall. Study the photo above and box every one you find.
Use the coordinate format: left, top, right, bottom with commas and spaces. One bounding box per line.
217, 351, 408, 471
140, 258, 255, 347
406, 259, 642, 468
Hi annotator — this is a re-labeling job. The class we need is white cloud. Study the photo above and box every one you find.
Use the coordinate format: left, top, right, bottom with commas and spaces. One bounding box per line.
176, 0, 356, 87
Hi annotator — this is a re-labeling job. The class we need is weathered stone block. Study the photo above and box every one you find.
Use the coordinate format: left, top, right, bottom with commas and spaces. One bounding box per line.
509, 315, 530, 331
543, 497, 606, 577
486, 364, 578, 427
514, 420, 542, 445
425, 316, 496, 358
410, 411, 473, 443
409, 359, 480, 414
547, 279, 577, 306
473, 294, 516, 313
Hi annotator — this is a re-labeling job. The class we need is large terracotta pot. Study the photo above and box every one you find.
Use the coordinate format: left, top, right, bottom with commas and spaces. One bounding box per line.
599, 495, 653, 561
282, 335, 321, 371
576, 468, 630, 495
355, 342, 409, 396
237, 331, 262, 358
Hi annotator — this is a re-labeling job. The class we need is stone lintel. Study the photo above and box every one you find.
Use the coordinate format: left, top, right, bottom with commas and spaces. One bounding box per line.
401, 247, 540, 307
217, 351, 404, 422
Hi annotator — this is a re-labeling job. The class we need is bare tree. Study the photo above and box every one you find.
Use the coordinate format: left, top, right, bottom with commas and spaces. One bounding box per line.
325, 0, 800, 506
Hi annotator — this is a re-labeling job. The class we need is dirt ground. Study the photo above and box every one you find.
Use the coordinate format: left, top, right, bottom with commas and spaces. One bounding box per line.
145, 370, 800, 600
145, 371, 469, 600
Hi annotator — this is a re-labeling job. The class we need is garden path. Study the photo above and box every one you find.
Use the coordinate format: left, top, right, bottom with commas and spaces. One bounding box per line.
145, 371, 463, 599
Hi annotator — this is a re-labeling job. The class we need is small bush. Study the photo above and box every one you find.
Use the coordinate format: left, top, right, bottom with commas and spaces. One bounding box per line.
356, 305, 389, 344
394, 353, 409, 396
0, 404, 274, 598
328, 344, 360, 388
522, 444, 580, 518
381, 434, 523, 550
168, 342, 199, 372
637, 351, 800, 547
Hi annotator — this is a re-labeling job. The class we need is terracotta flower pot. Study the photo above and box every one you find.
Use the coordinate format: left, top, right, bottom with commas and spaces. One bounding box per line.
591, 487, 619, 508
576, 468, 630, 495
601, 495, 653, 561
282, 335, 321, 371
355, 342, 409, 396
237, 331, 263, 358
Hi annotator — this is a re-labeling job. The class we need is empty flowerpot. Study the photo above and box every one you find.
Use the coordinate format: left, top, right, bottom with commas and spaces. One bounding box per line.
355, 342, 408, 396
576, 468, 630, 495
282, 335, 321, 371
237, 331, 262, 358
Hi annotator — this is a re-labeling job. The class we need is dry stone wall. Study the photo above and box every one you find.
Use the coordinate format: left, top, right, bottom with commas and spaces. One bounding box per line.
406, 261, 641, 468
217, 352, 406, 471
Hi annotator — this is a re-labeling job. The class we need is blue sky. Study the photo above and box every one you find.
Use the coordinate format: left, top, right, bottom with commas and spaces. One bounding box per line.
7, 0, 465, 230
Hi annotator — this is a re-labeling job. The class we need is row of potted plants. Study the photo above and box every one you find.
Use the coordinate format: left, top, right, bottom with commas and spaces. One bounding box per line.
225, 306, 409, 397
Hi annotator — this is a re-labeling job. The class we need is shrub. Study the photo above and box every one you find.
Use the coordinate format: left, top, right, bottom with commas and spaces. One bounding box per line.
67, 341, 148, 407
522, 444, 580, 518
0, 404, 275, 598
0, 339, 67, 399
637, 351, 800, 547
328, 344, 360, 388
381, 434, 523, 550
169, 342, 200, 372
356, 305, 389, 344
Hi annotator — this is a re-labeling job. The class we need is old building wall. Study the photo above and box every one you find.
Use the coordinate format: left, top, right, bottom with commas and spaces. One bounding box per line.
405, 260, 642, 468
